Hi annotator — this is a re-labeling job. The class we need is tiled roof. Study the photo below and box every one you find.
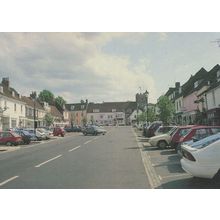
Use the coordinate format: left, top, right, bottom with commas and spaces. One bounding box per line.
181, 67, 208, 97
50, 105, 63, 118
21, 96, 45, 110
87, 101, 136, 113
0, 83, 24, 103
65, 103, 88, 111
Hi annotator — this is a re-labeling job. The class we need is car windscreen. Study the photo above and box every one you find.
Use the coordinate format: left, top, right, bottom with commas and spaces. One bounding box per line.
180, 128, 192, 137
187, 133, 220, 149
168, 127, 178, 136
11, 132, 21, 137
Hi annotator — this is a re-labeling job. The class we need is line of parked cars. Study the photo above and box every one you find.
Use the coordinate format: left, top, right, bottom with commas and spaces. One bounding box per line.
0, 126, 66, 147
140, 122, 220, 179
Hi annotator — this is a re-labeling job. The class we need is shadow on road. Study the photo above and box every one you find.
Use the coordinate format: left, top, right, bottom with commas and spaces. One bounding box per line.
158, 176, 220, 189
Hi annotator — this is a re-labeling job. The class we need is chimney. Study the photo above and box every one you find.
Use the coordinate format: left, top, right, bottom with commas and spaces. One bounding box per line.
175, 82, 180, 89
2, 77, 9, 89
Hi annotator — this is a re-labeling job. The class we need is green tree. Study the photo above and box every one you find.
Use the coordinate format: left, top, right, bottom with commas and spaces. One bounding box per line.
55, 96, 66, 111
147, 107, 157, 122
157, 95, 175, 124
44, 113, 54, 126
38, 90, 55, 105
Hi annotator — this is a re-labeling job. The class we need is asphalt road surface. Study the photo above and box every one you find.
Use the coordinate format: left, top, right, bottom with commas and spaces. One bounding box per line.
0, 126, 150, 189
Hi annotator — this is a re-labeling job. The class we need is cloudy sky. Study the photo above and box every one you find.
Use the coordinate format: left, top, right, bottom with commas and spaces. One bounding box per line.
0, 32, 220, 104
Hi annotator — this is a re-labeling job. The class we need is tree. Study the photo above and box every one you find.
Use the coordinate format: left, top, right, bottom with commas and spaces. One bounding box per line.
44, 113, 54, 126
55, 96, 66, 111
157, 95, 175, 124
147, 107, 157, 122
38, 90, 55, 105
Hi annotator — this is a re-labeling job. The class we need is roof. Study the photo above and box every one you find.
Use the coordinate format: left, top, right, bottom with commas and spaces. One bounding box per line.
50, 105, 63, 118
181, 67, 208, 97
65, 103, 88, 111
21, 96, 45, 110
0, 83, 24, 103
87, 101, 136, 113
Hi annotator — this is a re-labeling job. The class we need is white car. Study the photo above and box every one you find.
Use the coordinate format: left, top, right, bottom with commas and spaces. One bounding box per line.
148, 126, 178, 149
181, 133, 220, 179
154, 125, 176, 136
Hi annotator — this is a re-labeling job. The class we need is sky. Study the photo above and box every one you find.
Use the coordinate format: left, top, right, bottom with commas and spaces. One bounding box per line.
0, 32, 220, 104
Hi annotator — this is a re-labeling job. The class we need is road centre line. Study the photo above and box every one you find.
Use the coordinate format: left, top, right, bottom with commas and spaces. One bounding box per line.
69, 145, 81, 152
0, 176, 19, 187
35, 154, 62, 168
84, 140, 93, 145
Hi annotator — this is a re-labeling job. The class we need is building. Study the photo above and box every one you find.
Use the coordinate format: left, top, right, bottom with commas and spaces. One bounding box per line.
86, 101, 136, 126
21, 95, 47, 128
0, 78, 26, 130
65, 101, 88, 126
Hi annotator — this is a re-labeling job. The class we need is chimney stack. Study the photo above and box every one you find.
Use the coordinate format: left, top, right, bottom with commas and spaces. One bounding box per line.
175, 82, 180, 89
2, 77, 9, 89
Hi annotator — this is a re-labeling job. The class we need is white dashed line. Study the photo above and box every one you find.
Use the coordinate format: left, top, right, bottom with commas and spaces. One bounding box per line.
69, 146, 81, 152
84, 140, 92, 145
0, 176, 19, 187
160, 173, 190, 179
35, 155, 62, 168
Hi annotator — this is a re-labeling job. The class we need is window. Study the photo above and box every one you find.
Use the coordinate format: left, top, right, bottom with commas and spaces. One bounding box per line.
71, 105, 75, 110
217, 70, 220, 82
14, 103, 16, 112
93, 109, 99, 113
21, 105, 23, 113
112, 109, 116, 112
81, 105, 84, 109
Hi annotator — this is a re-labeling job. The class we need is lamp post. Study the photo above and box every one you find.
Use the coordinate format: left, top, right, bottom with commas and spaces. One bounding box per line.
144, 90, 149, 124
30, 91, 37, 134
0, 106, 8, 131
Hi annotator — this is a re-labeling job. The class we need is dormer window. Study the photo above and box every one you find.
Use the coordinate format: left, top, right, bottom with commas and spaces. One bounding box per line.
93, 109, 99, 113
217, 70, 220, 82
12, 91, 15, 97
112, 109, 116, 112
70, 105, 75, 111
194, 81, 199, 88
81, 105, 84, 110
179, 87, 182, 94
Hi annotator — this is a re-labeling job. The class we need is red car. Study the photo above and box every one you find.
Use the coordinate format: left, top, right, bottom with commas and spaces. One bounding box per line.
179, 126, 220, 144
53, 127, 65, 137
170, 125, 196, 149
0, 131, 23, 146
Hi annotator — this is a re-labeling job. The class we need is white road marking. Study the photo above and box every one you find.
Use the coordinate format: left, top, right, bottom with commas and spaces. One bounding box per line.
84, 140, 92, 145
35, 154, 62, 168
69, 145, 81, 152
160, 173, 190, 179
0, 176, 19, 187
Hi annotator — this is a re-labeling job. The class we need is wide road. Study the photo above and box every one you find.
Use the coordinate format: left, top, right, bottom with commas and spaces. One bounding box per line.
0, 126, 150, 189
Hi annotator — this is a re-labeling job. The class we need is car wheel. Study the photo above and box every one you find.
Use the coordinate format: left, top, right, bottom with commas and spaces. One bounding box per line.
157, 140, 167, 149
6, 142, 12, 146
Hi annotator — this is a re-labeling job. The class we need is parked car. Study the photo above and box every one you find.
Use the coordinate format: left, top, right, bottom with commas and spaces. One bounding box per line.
143, 121, 163, 137
180, 133, 220, 179
64, 125, 82, 132
14, 129, 31, 145
83, 125, 107, 136
170, 125, 196, 150
148, 126, 178, 149
176, 126, 220, 154
0, 131, 23, 146
37, 128, 51, 140
53, 127, 65, 137
23, 128, 43, 141
154, 125, 177, 136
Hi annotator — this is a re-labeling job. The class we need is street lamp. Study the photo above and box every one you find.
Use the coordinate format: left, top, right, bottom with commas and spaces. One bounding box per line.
30, 91, 37, 134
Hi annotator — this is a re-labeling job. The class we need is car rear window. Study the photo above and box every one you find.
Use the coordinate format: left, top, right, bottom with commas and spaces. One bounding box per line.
189, 133, 220, 149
